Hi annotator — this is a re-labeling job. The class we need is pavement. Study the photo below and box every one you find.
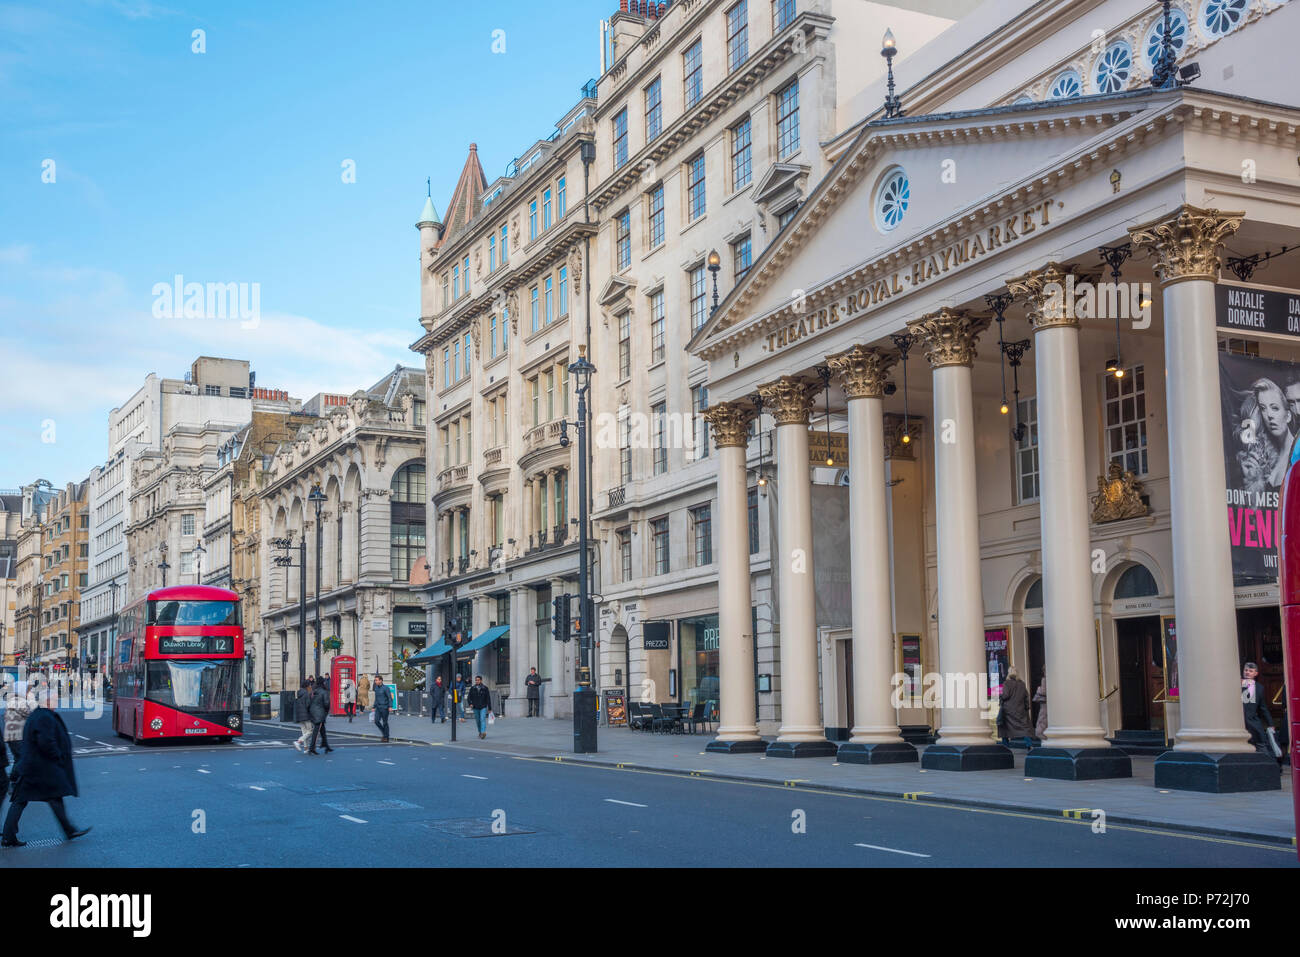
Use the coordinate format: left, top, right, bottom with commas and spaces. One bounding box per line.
249, 708, 1300, 845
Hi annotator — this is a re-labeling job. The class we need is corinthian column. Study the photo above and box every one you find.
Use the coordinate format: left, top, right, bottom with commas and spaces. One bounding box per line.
1008, 263, 1132, 779
1130, 205, 1276, 792
827, 346, 917, 764
909, 309, 1013, 771
703, 400, 765, 753
757, 376, 836, 757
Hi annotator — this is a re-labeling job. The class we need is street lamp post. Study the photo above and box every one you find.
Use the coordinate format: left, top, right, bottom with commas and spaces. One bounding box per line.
271, 536, 308, 686
881, 29, 904, 119
308, 483, 326, 681
566, 344, 597, 753
707, 249, 721, 314
108, 579, 120, 680
194, 542, 206, 584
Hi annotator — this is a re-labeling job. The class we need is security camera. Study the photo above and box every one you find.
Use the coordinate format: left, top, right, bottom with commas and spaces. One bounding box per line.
559, 433, 570, 448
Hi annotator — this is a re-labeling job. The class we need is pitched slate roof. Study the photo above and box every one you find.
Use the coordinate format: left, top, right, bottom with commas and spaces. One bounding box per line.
440, 144, 488, 243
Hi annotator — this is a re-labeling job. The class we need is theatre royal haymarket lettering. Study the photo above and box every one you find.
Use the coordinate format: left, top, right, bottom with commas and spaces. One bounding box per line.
765, 199, 1054, 354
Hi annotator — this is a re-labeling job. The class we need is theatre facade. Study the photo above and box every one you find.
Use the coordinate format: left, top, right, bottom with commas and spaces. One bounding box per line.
688, 0, 1300, 791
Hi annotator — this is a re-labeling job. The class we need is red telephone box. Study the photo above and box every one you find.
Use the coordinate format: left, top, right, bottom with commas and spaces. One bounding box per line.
1278, 450, 1300, 859
330, 655, 356, 718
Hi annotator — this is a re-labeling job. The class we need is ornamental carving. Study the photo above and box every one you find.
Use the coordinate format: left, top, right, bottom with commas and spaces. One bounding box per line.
1006, 262, 1091, 331
757, 376, 819, 426
511, 215, 521, 250
569, 250, 583, 286
1091, 461, 1149, 523
1128, 205, 1244, 284
508, 291, 520, 334
703, 401, 757, 448
827, 345, 897, 399
908, 309, 990, 369
473, 247, 482, 277
469, 317, 482, 357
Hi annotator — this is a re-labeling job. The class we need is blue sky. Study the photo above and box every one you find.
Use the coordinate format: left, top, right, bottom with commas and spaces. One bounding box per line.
0, 0, 610, 487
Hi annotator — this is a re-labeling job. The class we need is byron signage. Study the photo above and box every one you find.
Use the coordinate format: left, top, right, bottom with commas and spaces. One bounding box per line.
763, 199, 1054, 354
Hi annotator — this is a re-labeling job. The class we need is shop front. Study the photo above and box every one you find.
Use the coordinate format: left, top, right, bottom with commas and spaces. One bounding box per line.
678, 613, 719, 721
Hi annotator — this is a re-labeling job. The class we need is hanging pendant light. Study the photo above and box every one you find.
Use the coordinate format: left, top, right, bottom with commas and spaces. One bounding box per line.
816, 366, 835, 466
986, 292, 1014, 416
890, 331, 917, 446
1001, 337, 1031, 443
1099, 243, 1133, 379
749, 392, 768, 488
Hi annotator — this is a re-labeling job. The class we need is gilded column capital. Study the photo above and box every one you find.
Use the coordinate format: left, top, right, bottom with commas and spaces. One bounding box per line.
1128, 204, 1244, 284
703, 401, 757, 449
907, 309, 991, 369
757, 376, 819, 426
827, 345, 897, 400
1006, 262, 1089, 332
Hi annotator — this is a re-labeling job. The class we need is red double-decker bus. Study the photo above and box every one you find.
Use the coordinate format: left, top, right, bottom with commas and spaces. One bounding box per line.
112, 585, 245, 744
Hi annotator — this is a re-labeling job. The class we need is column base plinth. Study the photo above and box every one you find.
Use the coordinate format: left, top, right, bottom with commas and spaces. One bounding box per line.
837, 741, 918, 765
921, 743, 1014, 772
706, 737, 769, 754
766, 739, 838, 759
1024, 747, 1132, 780
1153, 750, 1281, 792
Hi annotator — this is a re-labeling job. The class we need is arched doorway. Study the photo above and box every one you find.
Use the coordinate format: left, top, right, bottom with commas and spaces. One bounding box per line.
610, 624, 629, 699
1021, 576, 1045, 732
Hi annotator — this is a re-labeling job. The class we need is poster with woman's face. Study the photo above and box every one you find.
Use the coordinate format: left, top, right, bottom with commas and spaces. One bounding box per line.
1220, 352, 1300, 585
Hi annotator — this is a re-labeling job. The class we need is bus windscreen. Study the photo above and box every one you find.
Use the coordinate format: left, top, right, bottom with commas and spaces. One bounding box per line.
148, 600, 241, 627
147, 660, 243, 712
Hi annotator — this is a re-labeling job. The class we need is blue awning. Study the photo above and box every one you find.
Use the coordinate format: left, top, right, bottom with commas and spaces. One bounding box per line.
408, 639, 450, 663
459, 625, 509, 653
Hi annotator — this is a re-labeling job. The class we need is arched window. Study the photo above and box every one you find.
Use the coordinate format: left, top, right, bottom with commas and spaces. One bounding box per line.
390, 463, 426, 583
1025, 577, 1043, 609
1114, 563, 1158, 599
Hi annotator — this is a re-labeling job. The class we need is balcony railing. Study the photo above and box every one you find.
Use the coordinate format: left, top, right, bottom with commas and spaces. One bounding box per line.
524, 419, 565, 452
607, 486, 626, 509
483, 447, 503, 468
437, 464, 471, 492
552, 524, 568, 546
458, 556, 470, 574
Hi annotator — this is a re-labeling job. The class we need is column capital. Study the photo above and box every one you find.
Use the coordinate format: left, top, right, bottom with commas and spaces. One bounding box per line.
757, 376, 819, 425
703, 401, 757, 448
1006, 262, 1094, 332
827, 345, 897, 399
1128, 204, 1244, 284
907, 309, 991, 368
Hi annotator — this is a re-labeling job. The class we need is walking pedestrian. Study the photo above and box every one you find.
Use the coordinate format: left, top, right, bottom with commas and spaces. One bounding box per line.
292, 679, 313, 753
467, 675, 493, 739
308, 677, 333, 754
1032, 673, 1048, 741
526, 667, 541, 717
341, 676, 357, 723
453, 673, 467, 723
1241, 662, 1280, 761
1, 689, 91, 847
4, 683, 31, 765
997, 667, 1033, 748
372, 674, 392, 743
357, 673, 371, 714
431, 676, 447, 724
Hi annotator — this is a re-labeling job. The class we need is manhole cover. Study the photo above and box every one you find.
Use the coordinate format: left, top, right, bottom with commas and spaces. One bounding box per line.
418, 817, 537, 838
324, 799, 421, 813
287, 783, 368, 795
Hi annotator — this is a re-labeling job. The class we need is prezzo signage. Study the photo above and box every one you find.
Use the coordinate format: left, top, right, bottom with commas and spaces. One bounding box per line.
764, 199, 1055, 354
1216, 282, 1300, 338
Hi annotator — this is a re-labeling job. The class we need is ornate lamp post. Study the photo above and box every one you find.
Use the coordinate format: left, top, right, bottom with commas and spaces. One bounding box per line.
158, 542, 170, 588
881, 29, 904, 119
707, 249, 722, 313
565, 345, 597, 753
308, 482, 326, 681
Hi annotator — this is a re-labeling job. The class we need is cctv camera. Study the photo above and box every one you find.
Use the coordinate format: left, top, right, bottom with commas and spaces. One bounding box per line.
559, 434, 570, 448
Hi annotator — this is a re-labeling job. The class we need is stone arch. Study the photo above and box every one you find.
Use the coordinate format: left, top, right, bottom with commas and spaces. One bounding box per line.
324, 473, 343, 591
1096, 548, 1168, 605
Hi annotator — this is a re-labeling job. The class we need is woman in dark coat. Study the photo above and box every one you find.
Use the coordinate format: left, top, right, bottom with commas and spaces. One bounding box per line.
1, 698, 90, 847
998, 668, 1033, 746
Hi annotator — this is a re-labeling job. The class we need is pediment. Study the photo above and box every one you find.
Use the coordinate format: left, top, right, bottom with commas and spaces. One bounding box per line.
597, 274, 637, 309
752, 162, 810, 210
690, 90, 1175, 352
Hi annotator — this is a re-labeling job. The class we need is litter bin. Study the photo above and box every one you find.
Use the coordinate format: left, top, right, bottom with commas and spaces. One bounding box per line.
280, 690, 296, 722
250, 692, 272, 721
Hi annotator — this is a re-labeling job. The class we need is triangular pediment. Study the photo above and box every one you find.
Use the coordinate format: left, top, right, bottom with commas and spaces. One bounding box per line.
689, 89, 1177, 352
752, 162, 811, 210
597, 274, 637, 309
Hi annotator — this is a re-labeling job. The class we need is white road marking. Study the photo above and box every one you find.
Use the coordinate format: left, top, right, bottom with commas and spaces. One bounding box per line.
377, 760, 395, 765
605, 799, 647, 808
249, 786, 266, 791
75, 734, 89, 740
339, 815, 367, 824
461, 774, 487, 780
95, 741, 114, 748
854, 842, 930, 858
197, 769, 211, 774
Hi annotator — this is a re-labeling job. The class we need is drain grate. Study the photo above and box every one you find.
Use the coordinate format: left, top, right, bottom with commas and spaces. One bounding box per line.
287, 783, 369, 795
16, 838, 64, 849
323, 799, 421, 813
418, 817, 537, 838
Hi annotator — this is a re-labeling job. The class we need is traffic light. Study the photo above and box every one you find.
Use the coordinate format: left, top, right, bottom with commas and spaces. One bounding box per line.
570, 597, 595, 641
552, 595, 571, 642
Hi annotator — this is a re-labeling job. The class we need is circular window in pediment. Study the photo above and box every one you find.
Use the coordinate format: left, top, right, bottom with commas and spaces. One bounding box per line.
1048, 69, 1083, 100
1201, 0, 1248, 37
874, 166, 910, 233
1144, 5, 1189, 69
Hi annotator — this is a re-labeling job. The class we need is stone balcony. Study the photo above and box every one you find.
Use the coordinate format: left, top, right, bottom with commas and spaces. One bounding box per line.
437, 464, 470, 493
483, 447, 504, 469
524, 419, 566, 451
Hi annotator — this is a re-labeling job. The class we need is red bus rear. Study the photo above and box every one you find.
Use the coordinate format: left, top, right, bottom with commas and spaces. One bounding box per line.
112, 585, 245, 743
